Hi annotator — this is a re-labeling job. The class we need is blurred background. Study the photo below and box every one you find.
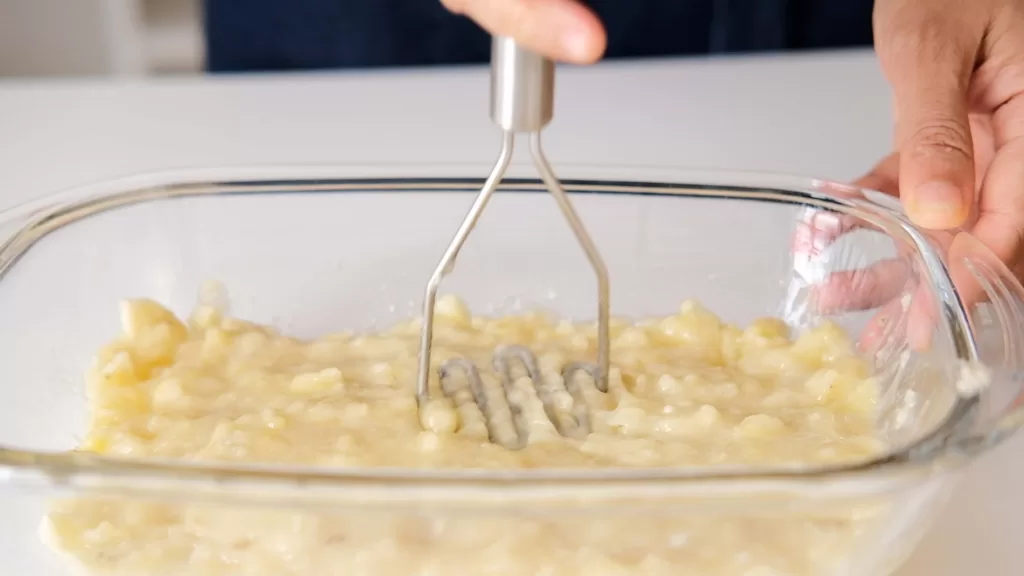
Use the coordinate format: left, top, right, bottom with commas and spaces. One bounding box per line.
0, 0, 203, 77
0, 0, 877, 79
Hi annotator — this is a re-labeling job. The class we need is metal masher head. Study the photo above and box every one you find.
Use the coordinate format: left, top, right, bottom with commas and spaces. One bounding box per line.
439, 345, 602, 450
415, 36, 611, 448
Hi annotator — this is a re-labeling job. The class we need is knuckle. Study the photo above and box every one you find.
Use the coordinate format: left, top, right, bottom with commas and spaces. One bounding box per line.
907, 119, 973, 159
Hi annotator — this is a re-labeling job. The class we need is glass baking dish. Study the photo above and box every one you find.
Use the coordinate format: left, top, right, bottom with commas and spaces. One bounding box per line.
0, 164, 1021, 576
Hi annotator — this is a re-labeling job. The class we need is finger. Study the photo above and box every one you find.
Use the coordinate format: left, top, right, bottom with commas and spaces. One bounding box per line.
791, 154, 901, 257
857, 280, 936, 354
853, 151, 901, 197
946, 232, 1012, 342
964, 96, 1024, 301
811, 259, 910, 314
859, 297, 906, 355
442, 0, 606, 63
968, 25, 1024, 114
792, 210, 858, 260
809, 254, 936, 352
972, 142, 1024, 270
874, 0, 983, 230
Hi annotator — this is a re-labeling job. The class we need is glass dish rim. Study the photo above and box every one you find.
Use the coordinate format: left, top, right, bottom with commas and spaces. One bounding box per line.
0, 163, 1000, 499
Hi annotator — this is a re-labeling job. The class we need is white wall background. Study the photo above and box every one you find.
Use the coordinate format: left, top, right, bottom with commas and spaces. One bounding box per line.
0, 0, 203, 77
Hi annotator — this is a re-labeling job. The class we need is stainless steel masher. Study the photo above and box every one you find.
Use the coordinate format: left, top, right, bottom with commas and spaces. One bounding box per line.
415, 37, 610, 449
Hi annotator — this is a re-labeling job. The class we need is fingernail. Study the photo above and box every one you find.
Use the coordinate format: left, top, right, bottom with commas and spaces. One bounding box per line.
911, 181, 965, 229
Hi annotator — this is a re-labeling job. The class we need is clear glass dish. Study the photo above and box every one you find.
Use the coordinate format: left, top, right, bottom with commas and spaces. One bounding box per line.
0, 164, 1021, 576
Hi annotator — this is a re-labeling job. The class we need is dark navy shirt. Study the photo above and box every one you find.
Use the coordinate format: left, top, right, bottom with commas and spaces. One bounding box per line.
205, 0, 875, 72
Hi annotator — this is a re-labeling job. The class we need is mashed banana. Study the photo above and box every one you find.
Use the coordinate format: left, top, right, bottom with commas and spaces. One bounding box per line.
44, 293, 886, 575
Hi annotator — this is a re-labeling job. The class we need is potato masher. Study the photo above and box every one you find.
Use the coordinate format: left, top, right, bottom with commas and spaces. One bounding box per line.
415, 37, 610, 449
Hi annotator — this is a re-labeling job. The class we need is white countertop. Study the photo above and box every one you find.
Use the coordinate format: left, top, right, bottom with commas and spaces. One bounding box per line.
0, 49, 1021, 575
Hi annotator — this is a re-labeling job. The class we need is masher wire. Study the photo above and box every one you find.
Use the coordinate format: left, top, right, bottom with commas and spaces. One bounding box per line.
415, 131, 514, 407
416, 129, 610, 404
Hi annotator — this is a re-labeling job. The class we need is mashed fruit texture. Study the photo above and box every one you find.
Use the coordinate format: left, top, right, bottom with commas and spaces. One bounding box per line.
45, 294, 886, 576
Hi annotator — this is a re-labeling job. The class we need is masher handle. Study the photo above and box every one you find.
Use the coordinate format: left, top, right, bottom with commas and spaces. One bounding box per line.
490, 37, 554, 133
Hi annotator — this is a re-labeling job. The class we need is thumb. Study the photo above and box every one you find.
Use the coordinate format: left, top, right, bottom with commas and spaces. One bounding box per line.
874, 1, 982, 230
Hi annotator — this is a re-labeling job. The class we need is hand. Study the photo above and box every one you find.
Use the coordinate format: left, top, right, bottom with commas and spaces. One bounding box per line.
797, 0, 1024, 352
863, 0, 1024, 277
440, 0, 607, 63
